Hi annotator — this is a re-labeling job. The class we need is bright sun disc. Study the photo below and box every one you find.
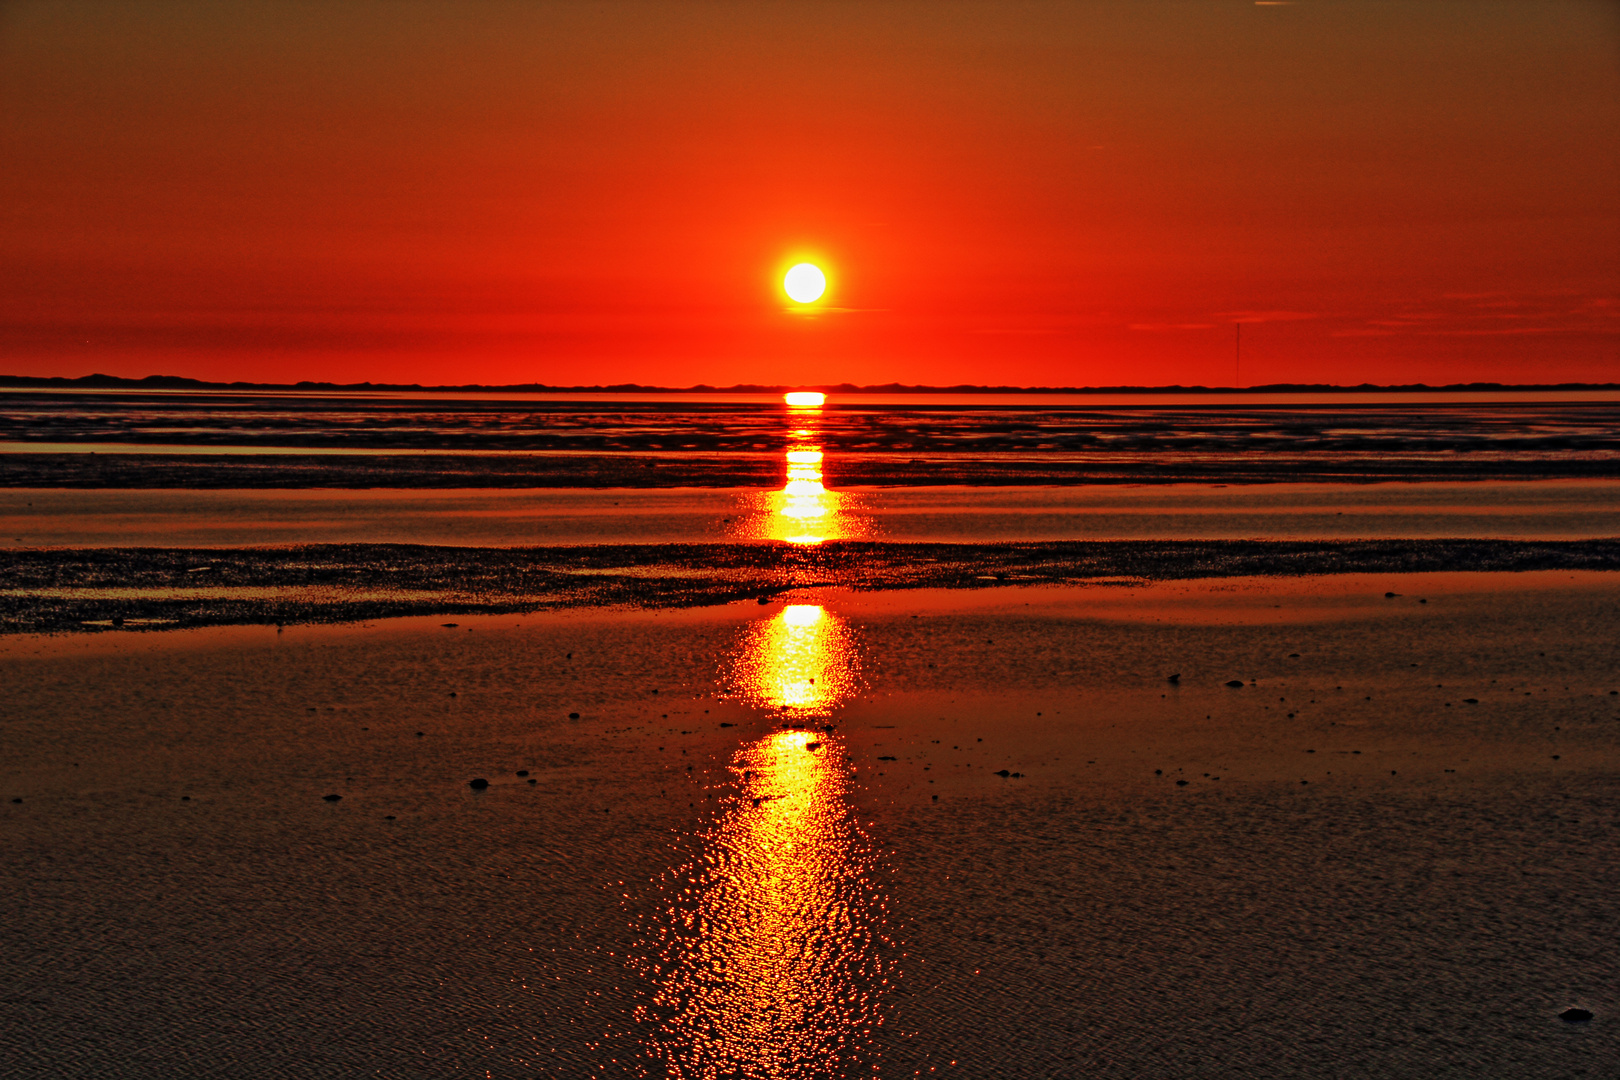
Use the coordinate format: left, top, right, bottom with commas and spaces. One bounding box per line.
783, 263, 826, 304
784, 391, 826, 408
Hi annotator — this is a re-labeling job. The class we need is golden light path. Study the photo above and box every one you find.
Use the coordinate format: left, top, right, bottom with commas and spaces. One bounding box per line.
637, 605, 895, 1078
732, 394, 862, 545
728, 603, 860, 716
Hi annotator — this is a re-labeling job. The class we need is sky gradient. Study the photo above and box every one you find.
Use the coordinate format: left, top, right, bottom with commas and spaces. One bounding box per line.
2, 1, 1617, 386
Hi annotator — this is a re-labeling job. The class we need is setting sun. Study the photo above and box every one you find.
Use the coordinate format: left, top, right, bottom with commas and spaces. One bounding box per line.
783, 263, 826, 304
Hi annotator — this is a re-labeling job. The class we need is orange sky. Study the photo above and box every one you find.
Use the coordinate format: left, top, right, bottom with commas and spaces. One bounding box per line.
2, 1, 1617, 386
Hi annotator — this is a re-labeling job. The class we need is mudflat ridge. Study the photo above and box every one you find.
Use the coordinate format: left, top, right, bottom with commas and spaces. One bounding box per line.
4, 537, 1617, 633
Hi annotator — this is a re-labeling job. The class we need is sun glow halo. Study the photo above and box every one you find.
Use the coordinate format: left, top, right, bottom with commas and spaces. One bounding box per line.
783, 263, 826, 304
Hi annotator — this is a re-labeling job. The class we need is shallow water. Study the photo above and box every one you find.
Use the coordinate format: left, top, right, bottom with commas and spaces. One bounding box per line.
3, 575, 1616, 1077
4, 388, 1617, 1076
4, 390, 1618, 488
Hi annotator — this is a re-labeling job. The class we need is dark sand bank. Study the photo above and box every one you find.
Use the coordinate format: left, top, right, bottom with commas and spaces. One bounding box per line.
8, 449, 1620, 488
2, 578, 1616, 1076
4, 538, 1619, 633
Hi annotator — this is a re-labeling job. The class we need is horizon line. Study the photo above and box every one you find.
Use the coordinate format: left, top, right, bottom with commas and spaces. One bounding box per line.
3, 374, 1618, 395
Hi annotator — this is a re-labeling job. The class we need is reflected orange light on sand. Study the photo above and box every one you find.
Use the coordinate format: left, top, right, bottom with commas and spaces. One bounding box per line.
638, 733, 894, 1077
634, 604, 889, 1075
729, 604, 859, 716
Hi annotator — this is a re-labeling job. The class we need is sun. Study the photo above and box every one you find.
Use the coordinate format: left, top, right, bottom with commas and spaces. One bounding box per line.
783, 263, 826, 304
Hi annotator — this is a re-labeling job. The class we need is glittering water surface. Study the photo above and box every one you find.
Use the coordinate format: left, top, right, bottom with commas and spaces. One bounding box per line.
635, 729, 895, 1079
633, 603, 888, 1077
728, 604, 862, 715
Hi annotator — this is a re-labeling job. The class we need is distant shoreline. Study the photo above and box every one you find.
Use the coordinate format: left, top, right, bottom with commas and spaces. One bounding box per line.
3, 373, 1618, 395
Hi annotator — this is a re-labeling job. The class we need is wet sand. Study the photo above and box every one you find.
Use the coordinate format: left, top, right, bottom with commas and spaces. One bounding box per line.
2, 574, 1616, 1076
6, 481, 1620, 549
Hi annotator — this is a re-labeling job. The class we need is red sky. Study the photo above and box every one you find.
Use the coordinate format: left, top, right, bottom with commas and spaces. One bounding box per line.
2, 1, 1617, 387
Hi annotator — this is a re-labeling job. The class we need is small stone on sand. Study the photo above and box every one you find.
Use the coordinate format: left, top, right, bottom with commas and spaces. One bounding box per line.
323, 794, 342, 802
468, 778, 489, 790
1560, 1008, 1593, 1023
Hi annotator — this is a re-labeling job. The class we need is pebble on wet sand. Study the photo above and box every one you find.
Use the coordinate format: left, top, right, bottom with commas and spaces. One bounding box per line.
468, 778, 490, 790
323, 794, 342, 802
1560, 1008, 1593, 1023
1226, 680, 1245, 688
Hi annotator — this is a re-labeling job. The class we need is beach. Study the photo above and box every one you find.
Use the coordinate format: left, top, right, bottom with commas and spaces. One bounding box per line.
3, 575, 1616, 1076
2, 389, 1617, 1077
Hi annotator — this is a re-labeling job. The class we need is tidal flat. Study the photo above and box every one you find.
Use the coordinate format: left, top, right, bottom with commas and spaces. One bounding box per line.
2, 390, 1617, 1077
2, 575, 1617, 1077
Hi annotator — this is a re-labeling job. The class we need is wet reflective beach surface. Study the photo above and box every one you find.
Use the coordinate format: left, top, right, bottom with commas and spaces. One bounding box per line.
2, 392, 1618, 1077
3, 579, 1618, 1077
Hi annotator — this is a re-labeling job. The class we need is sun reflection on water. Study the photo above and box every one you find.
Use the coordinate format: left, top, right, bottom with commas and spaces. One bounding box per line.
638, 739, 892, 1076
729, 604, 859, 717
731, 399, 864, 545
632, 605, 892, 1078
